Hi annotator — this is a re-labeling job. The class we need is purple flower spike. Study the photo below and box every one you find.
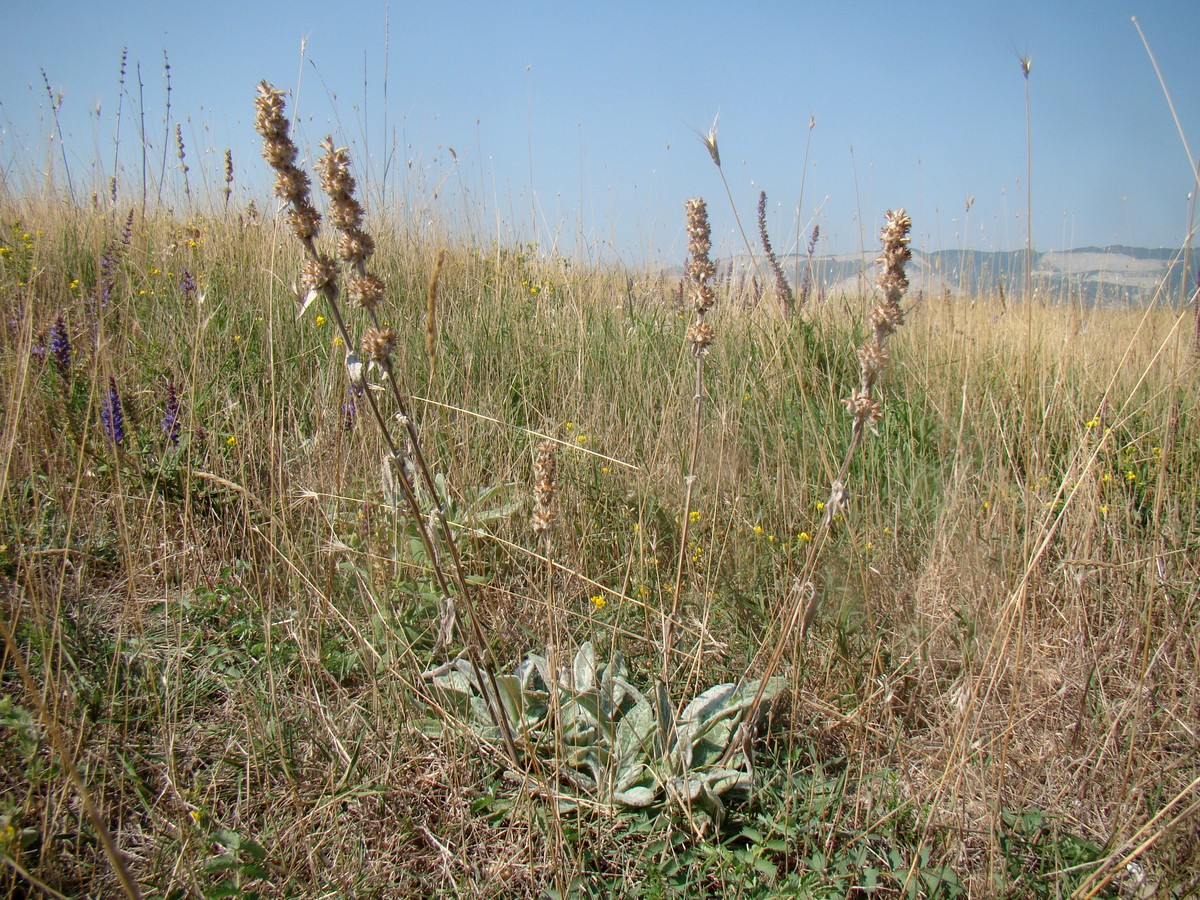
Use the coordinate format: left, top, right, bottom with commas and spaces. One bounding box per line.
180, 269, 196, 302
163, 376, 181, 446
101, 375, 126, 446
50, 314, 71, 379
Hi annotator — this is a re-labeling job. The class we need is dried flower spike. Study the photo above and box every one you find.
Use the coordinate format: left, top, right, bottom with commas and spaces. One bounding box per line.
361, 326, 398, 365
685, 197, 716, 355
531, 439, 559, 534
845, 209, 912, 436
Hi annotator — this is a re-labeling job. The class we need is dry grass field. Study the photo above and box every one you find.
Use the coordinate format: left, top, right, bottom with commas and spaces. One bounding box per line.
0, 81, 1198, 898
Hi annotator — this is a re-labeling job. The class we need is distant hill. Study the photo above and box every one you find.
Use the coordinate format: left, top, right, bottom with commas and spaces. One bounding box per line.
702, 246, 1196, 307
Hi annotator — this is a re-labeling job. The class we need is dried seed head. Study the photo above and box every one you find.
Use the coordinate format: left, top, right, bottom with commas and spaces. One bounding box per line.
686, 320, 715, 357
300, 255, 337, 293
253, 82, 290, 141
286, 205, 322, 242
685, 197, 716, 315
843, 390, 883, 431
337, 229, 375, 265
317, 137, 355, 198
328, 196, 364, 233
531, 439, 559, 534
273, 166, 310, 204
361, 326, 398, 364
347, 273, 386, 311
856, 342, 890, 381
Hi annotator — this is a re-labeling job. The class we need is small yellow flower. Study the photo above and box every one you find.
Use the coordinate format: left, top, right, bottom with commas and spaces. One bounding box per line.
576, 433, 588, 445
1099, 505, 1109, 517
315, 315, 326, 326
815, 501, 825, 513
150, 267, 161, 276
882, 526, 892, 536
333, 336, 344, 347
1101, 472, 1112, 484
564, 421, 574, 431
226, 435, 237, 447
1125, 470, 1137, 483
797, 532, 811, 544
189, 809, 202, 824
1152, 446, 1162, 461
1085, 417, 1100, 429
601, 465, 612, 475
589, 595, 606, 610
752, 524, 764, 535
767, 534, 775, 543
636, 585, 649, 600
688, 510, 700, 524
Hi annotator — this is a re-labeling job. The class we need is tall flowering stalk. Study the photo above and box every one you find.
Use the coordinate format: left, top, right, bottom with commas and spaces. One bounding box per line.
50, 314, 71, 380
101, 376, 126, 446
726, 209, 914, 761
253, 81, 519, 763
757, 191, 794, 315
800, 225, 820, 309
162, 376, 181, 447
663, 198, 718, 685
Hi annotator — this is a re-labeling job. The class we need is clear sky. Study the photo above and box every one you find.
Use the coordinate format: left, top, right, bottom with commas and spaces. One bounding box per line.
1, 1, 1198, 265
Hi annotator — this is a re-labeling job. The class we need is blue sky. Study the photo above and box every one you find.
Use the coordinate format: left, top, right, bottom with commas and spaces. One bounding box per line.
2, 1, 1198, 264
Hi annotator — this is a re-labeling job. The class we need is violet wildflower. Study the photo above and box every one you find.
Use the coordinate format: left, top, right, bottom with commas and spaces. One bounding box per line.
50, 314, 71, 379
101, 376, 126, 446
163, 376, 181, 446
180, 268, 196, 303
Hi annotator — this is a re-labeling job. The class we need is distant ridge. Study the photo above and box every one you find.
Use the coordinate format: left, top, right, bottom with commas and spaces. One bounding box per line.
701, 246, 1195, 307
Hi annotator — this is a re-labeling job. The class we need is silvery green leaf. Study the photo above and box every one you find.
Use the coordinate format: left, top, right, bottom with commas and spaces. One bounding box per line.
573, 642, 597, 693
613, 676, 648, 713
680, 683, 739, 725
452, 658, 486, 693
615, 698, 655, 759
515, 654, 549, 693
430, 670, 475, 709
701, 767, 751, 797
613, 785, 657, 808
672, 723, 694, 770
654, 682, 677, 756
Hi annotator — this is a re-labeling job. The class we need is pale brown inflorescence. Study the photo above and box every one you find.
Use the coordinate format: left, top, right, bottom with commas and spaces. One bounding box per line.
685, 197, 716, 356
361, 326, 398, 365
254, 82, 322, 246
845, 209, 912, 434
531, 440, 559, 535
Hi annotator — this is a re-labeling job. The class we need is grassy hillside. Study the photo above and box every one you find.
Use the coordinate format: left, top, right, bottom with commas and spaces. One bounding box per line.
1, 111, 1198, 897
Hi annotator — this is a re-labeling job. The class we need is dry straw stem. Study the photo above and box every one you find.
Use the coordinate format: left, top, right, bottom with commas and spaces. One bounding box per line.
663, 197, 717, 684
695, 114, 764, 300
426, 247, 446, 383
253, 81, 520, 762
728, 209, 913, 757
